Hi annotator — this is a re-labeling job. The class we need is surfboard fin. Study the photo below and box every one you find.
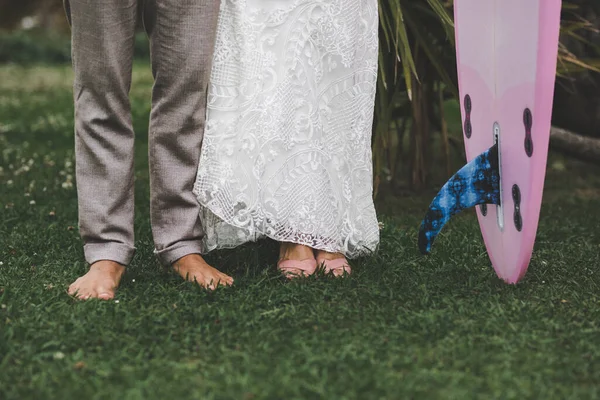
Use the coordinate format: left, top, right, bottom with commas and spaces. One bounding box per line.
418, 144, 501, 255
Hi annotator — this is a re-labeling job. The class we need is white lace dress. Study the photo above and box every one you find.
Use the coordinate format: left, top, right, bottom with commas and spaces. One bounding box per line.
193, 0, 380, 258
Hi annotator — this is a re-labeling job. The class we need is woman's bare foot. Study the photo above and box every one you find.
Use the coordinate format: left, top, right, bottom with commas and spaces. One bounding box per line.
315, 250, 351, 277
68, 260, 126, 300
278, 242, 316, 278
172, 254, 233, 290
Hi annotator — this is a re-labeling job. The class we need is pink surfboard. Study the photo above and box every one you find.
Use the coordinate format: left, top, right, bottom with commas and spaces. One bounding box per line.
454, 0, 562, 283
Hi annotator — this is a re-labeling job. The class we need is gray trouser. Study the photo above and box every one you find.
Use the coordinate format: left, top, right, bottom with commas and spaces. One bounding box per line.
65, 0, 219, 266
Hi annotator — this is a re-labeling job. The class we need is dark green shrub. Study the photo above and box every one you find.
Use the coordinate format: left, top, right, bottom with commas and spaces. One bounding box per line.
0, 30, 71, 64
0, 31, 150, 64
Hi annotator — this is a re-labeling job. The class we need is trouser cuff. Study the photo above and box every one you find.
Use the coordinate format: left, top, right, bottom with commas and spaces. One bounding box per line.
154, 240, 205, 266
84, 242, 136, 266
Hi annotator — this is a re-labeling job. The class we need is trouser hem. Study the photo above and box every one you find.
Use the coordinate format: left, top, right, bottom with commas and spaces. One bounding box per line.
84, 242, 136, 266
154, 240, 204, 266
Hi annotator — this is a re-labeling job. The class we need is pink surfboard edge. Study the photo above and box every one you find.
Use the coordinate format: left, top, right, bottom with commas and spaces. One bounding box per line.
454, 1, 562, 283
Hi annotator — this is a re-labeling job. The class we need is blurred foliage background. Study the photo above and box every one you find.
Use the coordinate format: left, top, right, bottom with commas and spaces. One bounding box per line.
1, 0, 599, 193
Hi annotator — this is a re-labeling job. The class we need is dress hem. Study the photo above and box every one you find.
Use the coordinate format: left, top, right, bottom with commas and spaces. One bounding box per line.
195, 197, 379, 260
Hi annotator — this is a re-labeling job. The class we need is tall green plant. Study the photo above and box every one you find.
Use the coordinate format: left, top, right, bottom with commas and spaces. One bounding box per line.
374, 0, 600, 194
375, 0, 455, 193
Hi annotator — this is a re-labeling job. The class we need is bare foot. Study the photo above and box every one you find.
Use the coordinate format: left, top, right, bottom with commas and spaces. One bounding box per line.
315, 250, 351, 277
172, 254, 233, 290
68, 260, 126, 300
278, 242, 316, 278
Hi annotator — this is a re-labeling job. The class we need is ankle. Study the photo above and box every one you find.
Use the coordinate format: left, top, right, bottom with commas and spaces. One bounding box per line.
90, 260, 126, 276
315, 251, 345, 261
279, 242, 315, 261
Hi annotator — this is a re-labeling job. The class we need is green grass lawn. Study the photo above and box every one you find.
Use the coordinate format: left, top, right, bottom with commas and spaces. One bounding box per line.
1, 64, 600, 400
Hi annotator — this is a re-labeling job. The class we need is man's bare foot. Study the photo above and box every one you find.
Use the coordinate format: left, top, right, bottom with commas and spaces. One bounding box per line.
68, 260, 126, 300
278, 242, 316, 278
315, 250, 351, 277
172, 254, 233, 290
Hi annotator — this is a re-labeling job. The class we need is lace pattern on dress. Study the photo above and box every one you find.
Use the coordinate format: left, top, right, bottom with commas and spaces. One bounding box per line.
194, 0, 380, 258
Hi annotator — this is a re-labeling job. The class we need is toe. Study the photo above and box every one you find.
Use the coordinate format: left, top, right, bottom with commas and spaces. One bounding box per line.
73, 289, 91, 300
96, 283, 115, 300
68, 280, 82, 296
219, 277, 233, 288
283, 268, 304, 279
69, 286, 84, 298
333, 267, 350, 277
97, 291, 114, 300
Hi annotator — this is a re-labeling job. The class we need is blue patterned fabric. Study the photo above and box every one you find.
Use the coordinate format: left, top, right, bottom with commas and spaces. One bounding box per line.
418, 144, 500, 254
